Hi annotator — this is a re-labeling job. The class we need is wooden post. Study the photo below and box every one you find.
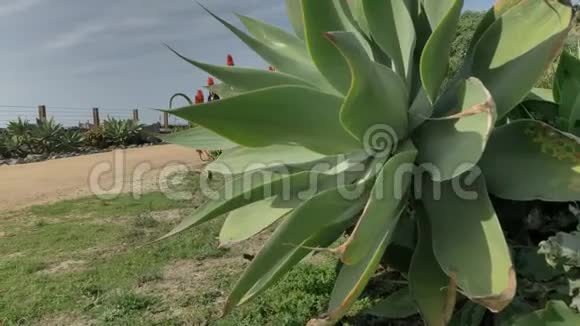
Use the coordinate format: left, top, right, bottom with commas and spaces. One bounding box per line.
92, 108, 100, 127
163, 112, 169, 129
132, 109, 139, 122
37, 105, 47, 123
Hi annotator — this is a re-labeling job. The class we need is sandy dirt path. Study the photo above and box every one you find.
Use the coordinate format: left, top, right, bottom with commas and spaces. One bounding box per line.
0, 145, 203, 212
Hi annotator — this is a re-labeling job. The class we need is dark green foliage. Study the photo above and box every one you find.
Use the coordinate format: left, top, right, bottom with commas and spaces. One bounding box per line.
448, 11, 485, 78
0, 118, 81, 157
0, 117, 150, 159
31, 118, 67, 154
59, 129, 84, 152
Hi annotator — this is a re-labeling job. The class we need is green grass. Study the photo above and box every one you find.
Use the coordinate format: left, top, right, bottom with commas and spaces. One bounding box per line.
0, 216, 226, 324
218, 263, 337, 326
28, 191, 193, 219
0, 171, 393, 325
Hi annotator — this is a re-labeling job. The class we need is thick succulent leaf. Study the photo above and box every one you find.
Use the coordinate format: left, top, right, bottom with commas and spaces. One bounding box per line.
335, 0, 371, 40
363, 0, 416, 81
479, 120, 580, 201
200, 4, 334, 93
219, 196, 297, 246
412, 6, 433, 64
224, 185, 367, 312
420, 0, 463, 102
207, 83, 243, 99
285, 0, 305, 39
555, 51, 580, 103
466, 0, 522, 54
237, 14, 308, 59
468, 8, 496, 54
527, 88, 555, 103
340, 141, 417, 265
160, 171, 342, 241
468, 0, 572, 119
558, 81, 580, 134
415, 78, 496, 182
422, 0, 457, 30
409, 204, 452, 326
513, 301, 580, 326
159, 127, 238, 150
366, 287, 418, 319
301, 0, 369, 94
326, 31, 409, 141
408, 89, 432, 131
347, 0, 370, 36
421, 173, 516, 312
315, 205, 400, 324
555, 51, 580, 133
448, 302, 486, 326
167, 86, 361, 155
168, 46, 314, 91
206, 145, 326, 175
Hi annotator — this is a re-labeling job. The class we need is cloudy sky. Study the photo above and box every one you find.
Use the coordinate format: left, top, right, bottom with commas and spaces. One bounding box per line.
0, 0, 493, 126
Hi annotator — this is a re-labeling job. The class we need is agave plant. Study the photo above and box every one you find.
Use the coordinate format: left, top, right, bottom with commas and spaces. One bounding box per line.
31, 118, 66, 154
58, 129, 84, 152
162, 0, 579, 324
5, 118, 35, 155
103, 117, 144, 146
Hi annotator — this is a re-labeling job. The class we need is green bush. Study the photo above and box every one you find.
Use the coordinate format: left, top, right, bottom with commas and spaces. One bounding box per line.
0, 130, 9, 158
102, 118, 145, 147
30, 118, 66, 154
0, 118, 79, 157
0, 117, 151, 158
59, 129, 84, 152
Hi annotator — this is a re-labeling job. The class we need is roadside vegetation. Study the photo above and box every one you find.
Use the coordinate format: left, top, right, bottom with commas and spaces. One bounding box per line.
0, 117, 157, 163
0, 172, 393, 325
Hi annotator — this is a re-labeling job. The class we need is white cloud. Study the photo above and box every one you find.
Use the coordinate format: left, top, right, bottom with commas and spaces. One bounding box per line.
44, 17, 161, 51
120, 17, 160, 29
45, 23, 107, 50
0, 0, 45, 17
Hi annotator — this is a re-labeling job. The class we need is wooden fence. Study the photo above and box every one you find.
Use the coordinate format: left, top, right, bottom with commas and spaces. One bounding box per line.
1, 105, 185, 130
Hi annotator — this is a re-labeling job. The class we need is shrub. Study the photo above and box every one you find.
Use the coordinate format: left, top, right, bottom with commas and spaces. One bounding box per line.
0, 118, 85, 156
84, 126, 107, 148
5, 118, 35, 156
0, 130, 9, 158
102, 118, 144, 146
30, 118, 66, 154
58, 129, 84, 152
